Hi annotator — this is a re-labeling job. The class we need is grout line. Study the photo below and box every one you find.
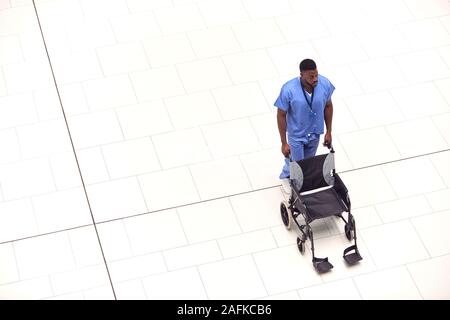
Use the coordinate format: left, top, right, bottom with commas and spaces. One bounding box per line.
31, 0, 117, 300
350, 277, 364, 300
405, 263, 425, 300
250, 253, 269, 297
99, 147, 112, 181
226, 197, 244, 234
195, 266, 210, 300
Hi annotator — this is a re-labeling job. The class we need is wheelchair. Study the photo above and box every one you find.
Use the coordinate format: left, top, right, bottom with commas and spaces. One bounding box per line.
280, 145, 362, 273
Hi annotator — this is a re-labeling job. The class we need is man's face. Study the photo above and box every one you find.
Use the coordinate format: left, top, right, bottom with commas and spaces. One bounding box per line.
301, 69, 318, 87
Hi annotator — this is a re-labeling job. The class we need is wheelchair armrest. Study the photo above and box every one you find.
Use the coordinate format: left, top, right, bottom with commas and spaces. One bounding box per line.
334, 173, 351, 209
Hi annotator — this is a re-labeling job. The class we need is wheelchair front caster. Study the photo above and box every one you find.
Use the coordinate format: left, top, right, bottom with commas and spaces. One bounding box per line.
297, 237, 305, 254
280, 200, 293, 230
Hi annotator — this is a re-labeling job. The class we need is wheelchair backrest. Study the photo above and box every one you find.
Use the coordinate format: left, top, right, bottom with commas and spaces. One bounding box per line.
290, 152, 335, 193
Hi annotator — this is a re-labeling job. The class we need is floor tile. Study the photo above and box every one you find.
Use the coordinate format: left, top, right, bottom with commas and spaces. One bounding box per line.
344, 91, 405, 129
356, 26, 411, 59
432, 113, 450, 149
163, 241, 222, 271
382, 157, 446, 198
164, 91, 222, 129
298, 279, 361, 300
375, 195, 432, 223
232, 18, 285, 51
360, 220, 429, 269
76, 148, 109, 185
351, 57, 406, 93
0, 198, 37, 243
114, 279, 147, 300
102, 137, 160, 179
0, 243, 19, 285
187, 26, 241, 59
268, 42, 321, 78
197, 0, 249, 27
354, 266, 422, 299
96, 220, 133, 262
407, 254, 450, 299
153, 127, 210, 169
123, 209, 187, 255
50, 264, 110, 297
138, 167, 200, 211
390, 82, 450, 120
49, 152, 83, 190
0, 276, 53, 300
339, 127, 401, 168
253, 245, 323, 295
108, 252, 166, 283
240, 149, 283, 190
275, 11, 328, 43
115, 101, 173, 139
0, 158, 56, 201
142, 267, 207, 299
249, 112, 279, 149
110, 12, 161, 43
400, 18, 450, 50
190, 157, 252, 200
411, 210, 450, 257
68, 110, 124, 149
154, 5, 205, 35
386, 118, 448, 158
201, 119, 260, 159
313, 34, 368, 67
430, 151, 450, 188
339, 167, 397, 208
130, 67, 185, 102
142, 34, 195, 68
218, 229, 277, 259
177, 58, 232, 93
0, 94, 37, 130
222, 50, 278, 84
16, 119, 72, 159
0, 128, 20, 165
177, 198, 242, 244
425, 188, 450, 212
395, 50, 450, 84
86, 177, 148, 222
199, 256, 267, 299
211, 82, 268, 120
32, 188, 92, 234
435, 78, 450, 106
13, 232, 75, 280
230, 187, 283, 232
241, 0, 291, 19
96, 43, 149, 76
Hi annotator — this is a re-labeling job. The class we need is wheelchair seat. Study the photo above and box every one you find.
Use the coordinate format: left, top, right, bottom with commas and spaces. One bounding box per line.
301, 186, 348, 221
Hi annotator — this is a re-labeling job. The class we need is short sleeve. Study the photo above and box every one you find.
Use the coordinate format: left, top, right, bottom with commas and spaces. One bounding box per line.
326, 80, 335, 102
274, 86, 290, 112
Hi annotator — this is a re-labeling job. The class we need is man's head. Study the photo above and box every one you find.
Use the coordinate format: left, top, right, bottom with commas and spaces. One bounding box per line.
299, 59, 318, 88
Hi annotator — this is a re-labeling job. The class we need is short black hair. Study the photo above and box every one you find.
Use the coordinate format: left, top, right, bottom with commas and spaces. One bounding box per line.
299, 59, 317, 72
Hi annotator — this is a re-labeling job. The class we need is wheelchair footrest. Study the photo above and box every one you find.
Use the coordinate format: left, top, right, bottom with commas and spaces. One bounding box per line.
313, 257, 333, 273
343, 245, 362, 265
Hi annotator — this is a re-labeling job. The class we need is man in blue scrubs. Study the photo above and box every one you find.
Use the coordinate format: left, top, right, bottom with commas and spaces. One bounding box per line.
275, 59, 334, 194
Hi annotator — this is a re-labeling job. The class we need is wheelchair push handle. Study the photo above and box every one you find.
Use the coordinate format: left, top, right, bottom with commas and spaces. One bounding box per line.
323, 141, 334, 153
286, 142, 334, 162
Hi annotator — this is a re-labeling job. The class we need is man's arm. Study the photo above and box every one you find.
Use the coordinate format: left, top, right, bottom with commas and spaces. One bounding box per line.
324, 99, 333, 146
277, 109, 290, 157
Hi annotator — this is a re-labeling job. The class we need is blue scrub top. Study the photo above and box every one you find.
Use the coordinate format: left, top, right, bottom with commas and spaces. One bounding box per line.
274, 75, 335, 144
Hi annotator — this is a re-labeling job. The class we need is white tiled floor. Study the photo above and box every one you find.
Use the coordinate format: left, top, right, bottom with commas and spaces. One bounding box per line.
1, 0, 450, 300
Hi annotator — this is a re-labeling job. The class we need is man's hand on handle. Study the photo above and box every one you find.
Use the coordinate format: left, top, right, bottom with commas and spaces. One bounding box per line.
323, 132, 332, 148
281, 142, 290, 158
